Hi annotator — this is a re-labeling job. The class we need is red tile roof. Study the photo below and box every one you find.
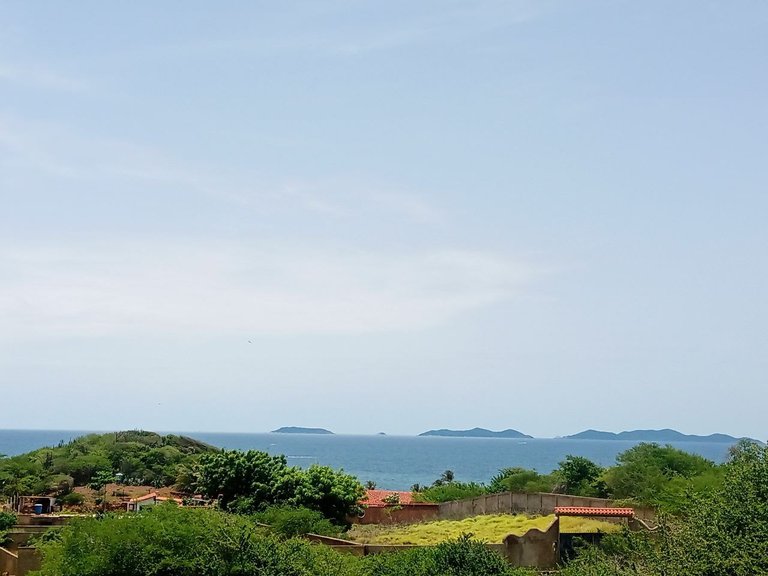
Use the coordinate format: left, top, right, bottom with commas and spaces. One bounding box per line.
555, 506, 635, 518
363, 490, 419, 508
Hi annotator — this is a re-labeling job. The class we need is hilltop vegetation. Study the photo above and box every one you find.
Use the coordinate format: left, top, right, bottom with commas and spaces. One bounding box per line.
0, 430, 216, 499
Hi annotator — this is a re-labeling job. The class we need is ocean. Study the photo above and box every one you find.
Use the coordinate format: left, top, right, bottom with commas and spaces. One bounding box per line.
0, 429, 736, 491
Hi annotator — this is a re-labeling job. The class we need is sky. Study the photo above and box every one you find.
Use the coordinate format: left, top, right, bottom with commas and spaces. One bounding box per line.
1, 1, 766, 438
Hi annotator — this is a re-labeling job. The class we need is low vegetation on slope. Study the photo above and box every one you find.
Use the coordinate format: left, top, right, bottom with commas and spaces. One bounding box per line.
0, 430, 217, 498
348, 514, 620, 545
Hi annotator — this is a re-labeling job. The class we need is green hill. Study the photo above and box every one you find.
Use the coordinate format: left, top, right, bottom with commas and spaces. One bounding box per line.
0, 430, 217, 498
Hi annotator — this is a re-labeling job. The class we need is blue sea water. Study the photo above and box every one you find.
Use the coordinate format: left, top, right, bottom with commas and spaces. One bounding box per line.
0, 429, 736, 491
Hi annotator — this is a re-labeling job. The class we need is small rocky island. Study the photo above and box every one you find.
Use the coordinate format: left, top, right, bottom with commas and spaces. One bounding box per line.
271, 427, 334, 435
419, 427, 532, 439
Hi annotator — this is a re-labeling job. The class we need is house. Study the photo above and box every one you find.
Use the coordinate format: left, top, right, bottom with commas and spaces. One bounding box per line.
126, 492, 183, 512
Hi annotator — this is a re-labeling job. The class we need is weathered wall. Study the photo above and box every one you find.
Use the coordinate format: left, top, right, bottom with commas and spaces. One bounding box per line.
504, 517, 559, 569
354, 504, 439, 525
0, 546, 18, 575
17, 547, 42, 576
438, 492, 655, 522
15, 515, 70, 527
7, 527, 54, 548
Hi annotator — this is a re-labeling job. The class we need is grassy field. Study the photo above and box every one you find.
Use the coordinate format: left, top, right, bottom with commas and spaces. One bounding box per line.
347, 514, 621, 545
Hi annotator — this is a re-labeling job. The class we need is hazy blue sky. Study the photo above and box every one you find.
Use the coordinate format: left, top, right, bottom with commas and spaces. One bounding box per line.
1, 1, 766, 438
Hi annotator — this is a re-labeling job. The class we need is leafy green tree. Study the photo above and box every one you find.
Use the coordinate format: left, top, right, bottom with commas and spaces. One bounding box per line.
291, 465, 366, 525
195, 450, 365, 524
603, 443, 716, 505
195, 449, 293, 509
556, 455, 606, 497
87, 470, 114, 492
487, 467, 554, 494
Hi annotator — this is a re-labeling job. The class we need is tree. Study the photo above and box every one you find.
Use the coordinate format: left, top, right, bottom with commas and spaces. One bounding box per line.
556, 455, 606, 497
602, 443, 716, 504
487, 467, 554, 493
292, 465, 366, 526
87, 470, 114, 492
195, 450, 365, 525
195, 449, 293, 510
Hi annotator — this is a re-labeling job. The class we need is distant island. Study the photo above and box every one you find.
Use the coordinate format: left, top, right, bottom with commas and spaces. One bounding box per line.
271, 427, 334, 435
419, 427, 532, 439
565, 428, 750, 443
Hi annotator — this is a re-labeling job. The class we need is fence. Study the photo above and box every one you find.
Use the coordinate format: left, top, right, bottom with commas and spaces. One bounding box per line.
438, 492, 656, 522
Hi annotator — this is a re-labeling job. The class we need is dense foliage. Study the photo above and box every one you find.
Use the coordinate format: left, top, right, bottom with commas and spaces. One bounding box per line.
194, 449, 366, 525
33, 505, 531, 576
559, 439, 768, 576
252, 505, 341, 538
415, 443, 725, 514
0, 511, 16, 545
0, 431, 216, 499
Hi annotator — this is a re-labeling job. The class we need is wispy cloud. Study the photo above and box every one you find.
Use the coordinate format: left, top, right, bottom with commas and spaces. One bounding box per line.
0, 62, 85, 93
0, 241, 536, 339
108, 1, 541, 63
0, 114, 444, 225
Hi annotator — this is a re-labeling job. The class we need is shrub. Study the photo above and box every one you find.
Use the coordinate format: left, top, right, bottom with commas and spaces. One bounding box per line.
254, 505, 341, 538
0, 511, 16, 531
364, 534, 533, 576
59, 492, 85, 506
34, 504, 359, 576
0, 511, 17, 546
415, 482, 486, 503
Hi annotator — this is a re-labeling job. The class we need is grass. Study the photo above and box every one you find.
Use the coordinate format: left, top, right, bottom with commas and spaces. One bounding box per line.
347, 514, 621, 545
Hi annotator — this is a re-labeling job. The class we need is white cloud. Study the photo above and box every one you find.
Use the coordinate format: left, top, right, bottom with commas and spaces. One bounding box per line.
0, 114, 445, 225
0, 241, 535, 339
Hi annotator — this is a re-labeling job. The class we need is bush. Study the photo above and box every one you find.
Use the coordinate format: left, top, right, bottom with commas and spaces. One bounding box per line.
59, 492, 85, 506
34, 504, 359, 576
487, 468, 555, 494
0, 511, 16, 531
415, 482, 486, 503
254, 505, 342, 538
0, 511, 17, 546
364, 534, 533, 576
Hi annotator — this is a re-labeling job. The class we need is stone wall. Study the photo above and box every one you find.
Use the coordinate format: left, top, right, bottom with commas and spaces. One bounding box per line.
354, 504, 439, 525
17, 547, 41, 576
438, 492, 655, 522
504, 517, 560, 569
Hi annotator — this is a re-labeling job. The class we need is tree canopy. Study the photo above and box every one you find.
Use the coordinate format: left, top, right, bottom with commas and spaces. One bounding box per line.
194, 449, 365, 525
